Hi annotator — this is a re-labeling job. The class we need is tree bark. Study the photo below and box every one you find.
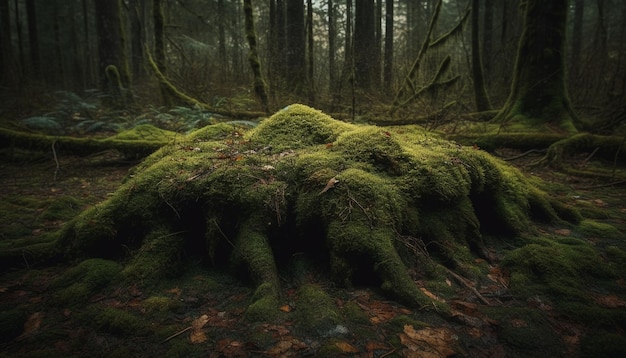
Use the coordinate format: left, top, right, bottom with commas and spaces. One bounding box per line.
471, 0, 491, 111
285, 0, 305, 95
493, 0, 578, 133
243, 0, 270, 113
354, 0, 376, 91
383, 0, 394, 90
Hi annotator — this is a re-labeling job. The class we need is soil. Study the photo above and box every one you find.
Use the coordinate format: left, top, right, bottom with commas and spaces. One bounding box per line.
1, 147, 625, 358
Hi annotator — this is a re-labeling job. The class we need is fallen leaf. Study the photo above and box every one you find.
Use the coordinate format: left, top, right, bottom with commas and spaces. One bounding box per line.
335, 341, 359, 353
17, 312, 43, 340
420, 287, 444, 302
510, 319, 527, 328
267, 340, 293, 355
366, 341, 389, 352
320, 176, 339, 194
279, 304, 291, 313
399, 325, 457, 358
189, 314, 210, 344
554, 228, 571, 236
190, 330, 207, 344
191, 314, 210, 330
594, 294, 626, 308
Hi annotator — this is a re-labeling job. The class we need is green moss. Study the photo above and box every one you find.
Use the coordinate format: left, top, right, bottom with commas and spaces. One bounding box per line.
244, 282, 284, 322
52, 258, 122, 305
248, 104, 354, 152
295, 284, 344, 336
581, 331, 626, 357
89, 307, 148, 336
112, 124, 176, 142
122, 227, 185, 280
40, 195, 84, 221
578, 220, 623, 240
143, 296, 181, 314
503, 237, 615, 302
484, 307, 564, 357
342, 301, 370, 325
50, 104, 577, 315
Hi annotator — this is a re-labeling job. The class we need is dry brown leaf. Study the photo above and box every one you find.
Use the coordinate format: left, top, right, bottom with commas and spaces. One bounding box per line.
267, 340, 293, 355
366, 341, 389, 352
320, 177, 339, 194
335, 341, 359, 353
279, 304, 292, 313
190, 330, 207, 344
510, 319, 528, 328
419, 287, 444, 302
399, 325, 457, 358
191, 314, 210, 330
189, 314, 210, 344
595, 294, 626, 308
17, 312, 43, 340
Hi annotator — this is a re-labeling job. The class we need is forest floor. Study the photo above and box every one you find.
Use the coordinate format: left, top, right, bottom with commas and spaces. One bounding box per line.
0, 146, 625, 357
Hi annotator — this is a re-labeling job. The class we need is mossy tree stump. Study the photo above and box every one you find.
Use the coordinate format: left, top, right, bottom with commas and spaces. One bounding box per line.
55, 104, 574, 316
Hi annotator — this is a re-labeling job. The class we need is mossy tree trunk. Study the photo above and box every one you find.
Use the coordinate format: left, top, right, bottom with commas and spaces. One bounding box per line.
243, 0, 270, 113
493, 0, 578, 133
471, 0, 492, 111
152, 0, 171, 106
94, 0, 132, 107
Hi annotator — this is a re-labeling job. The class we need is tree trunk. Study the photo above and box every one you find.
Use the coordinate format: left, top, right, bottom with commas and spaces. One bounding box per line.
383, 0, 394, 90
482, 0, 493, 74
285, 0, 305, 95
306, 0, 315, 105
471, 0, 491, 111
129, 0, 145, 80
243, 0, 270, 113
328, 0, 336, 93
0, 0, 14, 85
25, 0, 40, 78
569, 0, 584, 82
354, 0, 376, 91
95, 0, 131, 105
493, 0, 578, 134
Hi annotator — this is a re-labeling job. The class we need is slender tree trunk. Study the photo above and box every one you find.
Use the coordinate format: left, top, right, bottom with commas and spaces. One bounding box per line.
0, 0, 12, 85
328, 0, 336, 93
129, 0, 145, 80
243, 0, 269, 113
383, 0, 394, 90
493, 0, 578, 133
95, 0, 131, 105
306, 0, 315, 105
25, 0, 39, 78
482, 0, 493, 73
285, 0, 305, 95
217, 0, 227, 71
471, 0, 491, 111
354, 0, 376, 91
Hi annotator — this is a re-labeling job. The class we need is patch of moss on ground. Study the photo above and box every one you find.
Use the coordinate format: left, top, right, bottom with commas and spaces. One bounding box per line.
112, 124, 176, 142
578, 219, 623, 240
295, 284, 344, 337
581, 330, 626, 357
51, 258, 122, 305
483, 307, 565, 357
503, 235, 615, 303
86, 306, 149, 336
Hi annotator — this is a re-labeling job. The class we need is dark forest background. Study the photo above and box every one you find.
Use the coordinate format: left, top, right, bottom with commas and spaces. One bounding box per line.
1, 0, 624, 131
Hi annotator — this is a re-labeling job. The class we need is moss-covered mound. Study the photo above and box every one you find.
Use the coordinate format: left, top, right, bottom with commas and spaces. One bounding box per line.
55, 104, 575, 314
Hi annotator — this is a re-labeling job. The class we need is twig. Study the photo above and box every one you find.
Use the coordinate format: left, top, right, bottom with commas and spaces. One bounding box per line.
444, 268, 491, 306
160, 326, 192, 344
503, 148, 546, 161
580, 147, 600, 166
52, 139, 60, 181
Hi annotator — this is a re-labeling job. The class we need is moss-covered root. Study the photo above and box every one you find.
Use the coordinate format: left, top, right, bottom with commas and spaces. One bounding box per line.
234, 216, 282, 321
327, 220, 448, 313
